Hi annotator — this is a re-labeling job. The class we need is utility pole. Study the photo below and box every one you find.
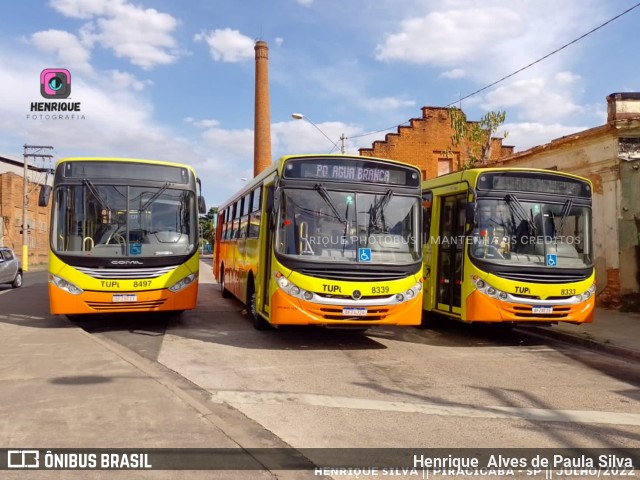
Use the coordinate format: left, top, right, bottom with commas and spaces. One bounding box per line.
339, 134, 346, 154
22, 144, 54, 271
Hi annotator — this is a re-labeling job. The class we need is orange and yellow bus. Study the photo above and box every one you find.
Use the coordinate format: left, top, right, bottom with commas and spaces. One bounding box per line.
214, 154, 424, 330
422, 167, 595, 325
46, 157, 206, 316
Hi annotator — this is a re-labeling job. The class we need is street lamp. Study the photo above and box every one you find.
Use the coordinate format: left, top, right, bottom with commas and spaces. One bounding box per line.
291, 113, 345, 153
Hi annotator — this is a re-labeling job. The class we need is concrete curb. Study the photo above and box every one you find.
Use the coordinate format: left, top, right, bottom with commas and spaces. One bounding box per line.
517, 326, 640, 362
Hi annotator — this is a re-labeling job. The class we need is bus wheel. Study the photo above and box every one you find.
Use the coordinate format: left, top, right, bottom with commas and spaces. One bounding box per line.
220, 266, 231, 298
247, 281, 271, 331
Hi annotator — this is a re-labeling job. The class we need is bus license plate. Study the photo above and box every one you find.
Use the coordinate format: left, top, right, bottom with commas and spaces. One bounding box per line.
532, 306, 553, 314
113, 294, 137, 303
343, 307, 367, 316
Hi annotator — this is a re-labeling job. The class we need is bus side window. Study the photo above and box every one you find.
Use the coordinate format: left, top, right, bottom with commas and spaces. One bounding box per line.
422, 191, 433, 238
249, 186, 262, 238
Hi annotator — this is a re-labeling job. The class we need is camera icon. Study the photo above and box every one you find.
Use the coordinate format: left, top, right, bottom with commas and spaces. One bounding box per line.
40, 68, 71, 99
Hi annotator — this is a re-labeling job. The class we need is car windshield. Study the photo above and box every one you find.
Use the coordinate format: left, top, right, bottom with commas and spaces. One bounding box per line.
275, 187, 421, 264
469, 198, 592, 268
51, 184, 197, 257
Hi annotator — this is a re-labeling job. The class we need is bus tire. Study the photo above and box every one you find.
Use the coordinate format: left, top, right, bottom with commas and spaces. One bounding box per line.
247, 280, 271, 331
220, 265, 231, 298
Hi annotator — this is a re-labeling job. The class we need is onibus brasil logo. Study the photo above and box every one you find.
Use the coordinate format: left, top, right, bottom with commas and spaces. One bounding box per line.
27, 68, 85, 120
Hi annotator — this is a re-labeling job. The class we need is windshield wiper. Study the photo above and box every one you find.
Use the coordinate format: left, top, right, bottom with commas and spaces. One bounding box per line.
83, 179, 111, 212
314, 184, 347, 224
505, 194, 536, 235
368, 189, 393, 234
557, 198, 573, 234
142, 182, 171, 211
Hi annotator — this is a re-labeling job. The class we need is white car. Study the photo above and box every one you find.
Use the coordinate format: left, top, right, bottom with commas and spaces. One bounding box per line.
0, 247, 23, 288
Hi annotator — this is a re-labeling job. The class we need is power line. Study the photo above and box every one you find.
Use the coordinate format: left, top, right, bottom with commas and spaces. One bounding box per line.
446, 1, 640, 107
350, 1, 640, 141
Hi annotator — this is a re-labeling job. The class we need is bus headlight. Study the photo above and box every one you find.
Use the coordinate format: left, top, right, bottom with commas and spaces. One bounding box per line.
49, 274, 83, 295
404, 281, 422, 300
169, 273, 197, 292
580, 284, 596, 301
274, 271, 313, 301
472, 276, 507, 300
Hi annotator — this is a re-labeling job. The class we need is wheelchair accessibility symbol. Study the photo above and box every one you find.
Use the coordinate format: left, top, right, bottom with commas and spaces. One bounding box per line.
359, 248, 372, 262
546, 254, 557, 266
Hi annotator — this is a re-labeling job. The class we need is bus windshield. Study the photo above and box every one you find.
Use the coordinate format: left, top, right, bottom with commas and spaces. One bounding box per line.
275, 187, 421, 263
469, 198, 592, 268
52, 183, 197, 257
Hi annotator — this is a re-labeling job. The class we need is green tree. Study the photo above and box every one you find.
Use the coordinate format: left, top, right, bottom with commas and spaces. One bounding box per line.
199, 206, 218, 245
448, 107, 507, 170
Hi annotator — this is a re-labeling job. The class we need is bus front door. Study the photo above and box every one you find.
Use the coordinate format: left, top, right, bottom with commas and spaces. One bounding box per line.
436, 194, 466, 316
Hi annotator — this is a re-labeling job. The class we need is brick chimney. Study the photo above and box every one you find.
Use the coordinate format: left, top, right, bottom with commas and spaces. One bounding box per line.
607, 92, 640, 122
254, 40, 272, 176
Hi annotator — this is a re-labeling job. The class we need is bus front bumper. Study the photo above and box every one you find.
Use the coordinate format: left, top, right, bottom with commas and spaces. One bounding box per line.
465, 289, 595, 323
269, 289, 422, 326
49, 282, 198, 315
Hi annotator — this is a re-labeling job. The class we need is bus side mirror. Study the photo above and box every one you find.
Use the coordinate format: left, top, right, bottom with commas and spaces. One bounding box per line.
38, 185, 51, 207
198, 196, 206, 214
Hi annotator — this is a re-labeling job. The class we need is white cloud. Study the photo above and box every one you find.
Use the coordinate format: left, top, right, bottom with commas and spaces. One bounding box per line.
272, 120, 368, 155
372, 0, 608, 128
359, 97, 415, 112
482, 78, 583, 122
555, 71, 581, 86
297, 0, 313, 6
193, 28, 255, 63
0, 46, 232, 203
441, 68, 465, 79
185, 118, 220, 129
505, 121, 589, 152
374, 6, 522, 65
29, 29, 93, 74
105, 70, 153, 91
47, 0, 181, 69
48, 0, 111, 18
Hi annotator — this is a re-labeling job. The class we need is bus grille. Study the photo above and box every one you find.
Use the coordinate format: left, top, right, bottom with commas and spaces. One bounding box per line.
75, 266, 177, 280
298, 268, 409, 282
499, 272, 589, 284
85, 299, 166, 311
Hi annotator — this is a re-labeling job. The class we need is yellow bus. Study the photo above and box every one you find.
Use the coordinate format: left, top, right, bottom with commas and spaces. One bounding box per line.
214, 154, 424, 330
45, 157, 206, 316
422, 167, 595, 325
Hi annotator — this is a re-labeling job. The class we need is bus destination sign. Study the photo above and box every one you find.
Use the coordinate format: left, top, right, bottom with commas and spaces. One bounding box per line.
284, 158, 420, 187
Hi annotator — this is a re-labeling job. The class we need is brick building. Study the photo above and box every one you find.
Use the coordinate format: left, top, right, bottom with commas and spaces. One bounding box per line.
0, 155, 53, 267
359, 106, 514, 179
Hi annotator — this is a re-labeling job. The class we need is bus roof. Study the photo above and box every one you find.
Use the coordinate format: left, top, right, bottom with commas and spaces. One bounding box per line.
421, 167, 592, 190
54, 157, 198, 175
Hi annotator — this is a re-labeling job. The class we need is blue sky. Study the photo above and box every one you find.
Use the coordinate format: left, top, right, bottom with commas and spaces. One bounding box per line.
1, 0, 639, 206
